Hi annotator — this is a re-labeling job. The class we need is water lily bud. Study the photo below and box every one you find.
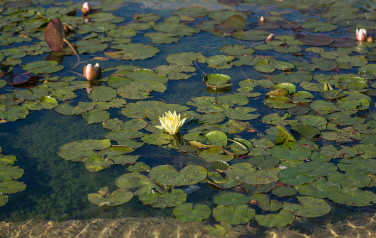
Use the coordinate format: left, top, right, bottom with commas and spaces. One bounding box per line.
356, 28, 367, 41
94, 63, 101, 79
83, 64, 95, 80
259, 16, 265, 22
81, 2, 91, 16
265, 33, 274, 42
367, 36, 373, 43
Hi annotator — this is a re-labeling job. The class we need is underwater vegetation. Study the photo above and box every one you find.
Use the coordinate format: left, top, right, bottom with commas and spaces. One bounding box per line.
1, 0, 376, 236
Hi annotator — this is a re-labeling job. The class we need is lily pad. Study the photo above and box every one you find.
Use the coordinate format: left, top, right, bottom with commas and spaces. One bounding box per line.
255, 209, 294, 228
173, 203, 211, 222
58, 139, 111, 162
284, 196, 331, 218
22, 60, 64, 74
105, 43, 159, 60
88, 187, 133, 207
205, 130, 227, 147
203, 74, 232, 89
213, 205, 255, 225
138, 188, 187, 208
82, 109, 110, 124
88, 86, 117, 102
214, 192, 250, 206
149, 165, 207, 186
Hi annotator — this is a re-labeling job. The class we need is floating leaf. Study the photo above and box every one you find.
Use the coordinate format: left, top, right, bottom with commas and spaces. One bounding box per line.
214, 192, 250, 206
88, 86, 117, 102
0, 105, 29, 122
203, 74, 232, 89
88, 187, 133, 206
138, 188, 186, 208
173, 203, 211, 222
205, 130, 227, 147
149, 165, 207, 186
106, 43, 159, 60
22, 60, 64, 74
213, 205, 255, 225
58, 139, 111, 162
0, 180, 26, 194
255, 209, 294, 228
284, 196, 331, 218
82, 109, 110, 124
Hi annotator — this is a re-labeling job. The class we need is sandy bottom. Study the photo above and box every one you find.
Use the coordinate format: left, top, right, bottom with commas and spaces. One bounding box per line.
1, 212, 376, 238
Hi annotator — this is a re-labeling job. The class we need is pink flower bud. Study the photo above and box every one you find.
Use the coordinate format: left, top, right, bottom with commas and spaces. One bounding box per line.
81, 2, 91, 15
83, 64, 95, 80
259, 16, 265, 23
94, 63, 101, 79
265, 33, 274, 42
356, 28, 367, 41
83, 63, 101, 80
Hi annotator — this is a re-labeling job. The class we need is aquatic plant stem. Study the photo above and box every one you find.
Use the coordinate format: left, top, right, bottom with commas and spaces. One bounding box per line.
194, 60, 206, 75
63, 38, 80, 69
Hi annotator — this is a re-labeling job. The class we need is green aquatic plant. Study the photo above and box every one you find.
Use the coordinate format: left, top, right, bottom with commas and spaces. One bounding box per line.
0, 147, 26, 207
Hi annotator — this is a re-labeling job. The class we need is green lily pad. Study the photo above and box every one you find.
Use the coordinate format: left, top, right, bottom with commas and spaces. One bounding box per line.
22, 60, 64, 74
117, 81, 166, 100
115, 172, 151, 190
145, 32, 179, 44
105, 43, 159, 60
292, 123, 320, 139
84, 152, 113, 172
198, 147, 234, 162
0, 194, 8, 206
82, 109, 110, 124
121, 101, 189, 120
88, 187, 133, 206
58, 139, 111, 162
205, 130, 227, 147
0, 105, 29, 122
214, 192, 250, 206
233, 30, 271, 41
284, 196, 331, 218
302, 21, 338, 32
255, 209, 294, 228
0, 180, 26, 194
138, 188, 187, 208
226, 163, 279, 185
250, 194, 282, 212
153, 22, 199, 36
206, 55, 234, 69
220, 44, 255, 56
213, 205, 255, 225
173, 203, 211, 222
203, 74, 232, 89
141, 132, 172, 146
272, 186, 297, 197
88, 86, 117, 102
310, 100, 339, 114
0, 166, 24, 181
149, 165, 207, 186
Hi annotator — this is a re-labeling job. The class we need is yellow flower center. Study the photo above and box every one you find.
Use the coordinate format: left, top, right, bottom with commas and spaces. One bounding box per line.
168, 116, 174, 121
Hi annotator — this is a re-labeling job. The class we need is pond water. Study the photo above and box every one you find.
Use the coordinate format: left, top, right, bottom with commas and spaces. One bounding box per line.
1, 0, 376, 237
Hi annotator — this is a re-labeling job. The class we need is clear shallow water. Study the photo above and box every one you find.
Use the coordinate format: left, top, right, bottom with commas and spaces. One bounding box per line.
1, 0, 376, 237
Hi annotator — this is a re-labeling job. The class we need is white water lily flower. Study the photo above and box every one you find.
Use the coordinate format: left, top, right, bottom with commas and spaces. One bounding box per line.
155, 111, 186, 135
356, 28, 367, 41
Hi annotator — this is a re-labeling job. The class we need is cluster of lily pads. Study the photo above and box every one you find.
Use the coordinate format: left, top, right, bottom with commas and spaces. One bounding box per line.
0, 147, 26, 207
1, 0, 376, 234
